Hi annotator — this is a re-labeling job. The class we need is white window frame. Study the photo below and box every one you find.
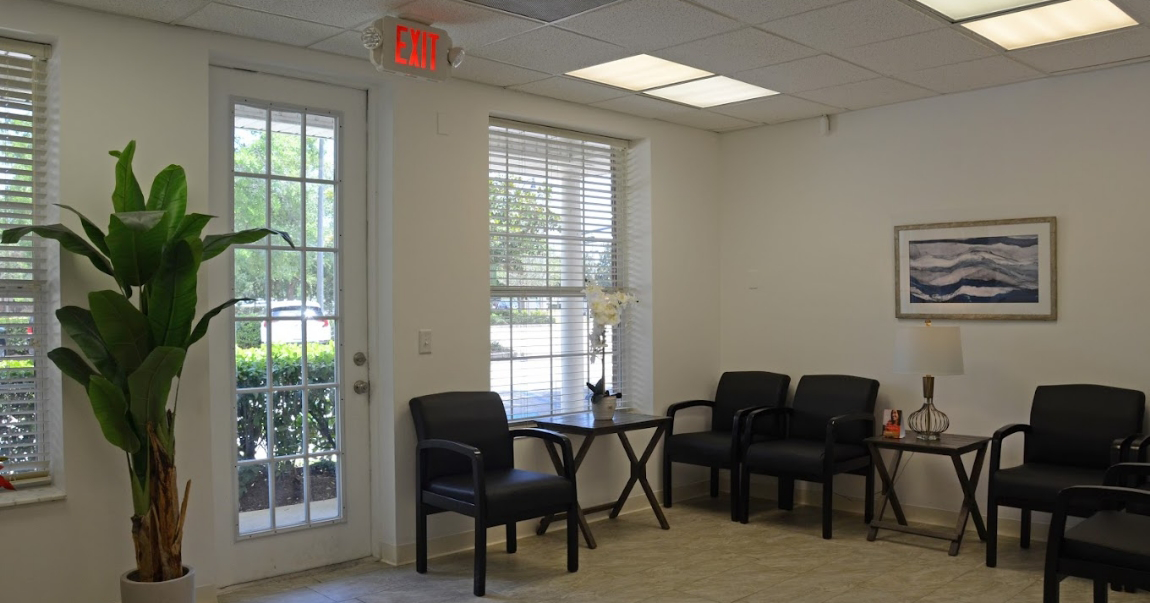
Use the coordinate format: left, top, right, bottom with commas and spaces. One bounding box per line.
0, 36, 62, 505
488, 118, 631, 421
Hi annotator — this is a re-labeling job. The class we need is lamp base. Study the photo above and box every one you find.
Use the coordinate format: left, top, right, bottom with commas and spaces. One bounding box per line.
908, 399, 949, 441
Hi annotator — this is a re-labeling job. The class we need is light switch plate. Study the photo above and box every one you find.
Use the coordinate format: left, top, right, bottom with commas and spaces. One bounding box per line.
418, 329, 432, 354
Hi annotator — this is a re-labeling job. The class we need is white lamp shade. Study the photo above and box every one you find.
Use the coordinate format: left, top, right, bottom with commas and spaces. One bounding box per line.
894, 326, 964, 376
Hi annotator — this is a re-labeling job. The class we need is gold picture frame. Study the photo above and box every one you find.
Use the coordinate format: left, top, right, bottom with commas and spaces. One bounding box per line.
894, 217, 1057, 321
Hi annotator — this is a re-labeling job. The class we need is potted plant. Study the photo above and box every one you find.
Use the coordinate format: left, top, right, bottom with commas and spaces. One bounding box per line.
2, 141, 289, 603
0, 457, 14, 491
582, 283, 635, 420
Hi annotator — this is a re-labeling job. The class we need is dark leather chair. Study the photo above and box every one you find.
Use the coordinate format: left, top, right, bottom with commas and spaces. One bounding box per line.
411, 392, 578, 596
737, 374, 879, 539
1043, 463, 1150, 603
987, 384, 1145, 568
662, 371, 791, 521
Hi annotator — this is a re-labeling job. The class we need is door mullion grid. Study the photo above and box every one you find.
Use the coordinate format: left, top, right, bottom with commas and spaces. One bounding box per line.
262, 105, 277, 533
299, 110, 311, 527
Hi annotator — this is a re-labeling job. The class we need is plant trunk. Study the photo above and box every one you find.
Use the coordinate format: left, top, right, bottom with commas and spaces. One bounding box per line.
130, 427, 188, 582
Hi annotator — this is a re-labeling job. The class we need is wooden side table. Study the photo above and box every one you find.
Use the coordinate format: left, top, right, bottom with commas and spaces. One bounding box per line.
865, 433, 990, 556
533, 411, 670, 549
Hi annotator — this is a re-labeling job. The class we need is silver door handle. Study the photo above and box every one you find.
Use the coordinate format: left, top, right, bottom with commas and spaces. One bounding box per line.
353, 380, 369, 395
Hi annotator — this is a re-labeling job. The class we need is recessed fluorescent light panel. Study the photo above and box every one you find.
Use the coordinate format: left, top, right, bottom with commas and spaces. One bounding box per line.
963, 0, 1137, 50
913, 0, 1050, 21
566, 55, 712, 91
644, 76, 778, 108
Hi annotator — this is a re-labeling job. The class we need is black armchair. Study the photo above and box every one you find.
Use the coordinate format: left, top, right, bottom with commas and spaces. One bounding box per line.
1043, 468, 1150, 603
737, 374, 879, 539
411, 392, 578, 597
987, 384, 1145, 568
662, 371, 790, 520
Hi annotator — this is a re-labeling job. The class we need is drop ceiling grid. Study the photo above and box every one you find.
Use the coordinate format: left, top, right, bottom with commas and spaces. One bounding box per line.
40, 0, 1150, 132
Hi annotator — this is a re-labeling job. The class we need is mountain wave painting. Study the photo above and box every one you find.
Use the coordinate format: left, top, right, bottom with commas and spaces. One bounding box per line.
909, 236, 1039, 304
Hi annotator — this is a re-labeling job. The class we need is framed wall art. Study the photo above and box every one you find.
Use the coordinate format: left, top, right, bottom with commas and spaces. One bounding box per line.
895, 217, 1057, 321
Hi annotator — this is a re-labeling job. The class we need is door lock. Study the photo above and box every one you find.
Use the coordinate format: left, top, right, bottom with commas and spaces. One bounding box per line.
353, 380, 369, 395
353, 352, 367, 366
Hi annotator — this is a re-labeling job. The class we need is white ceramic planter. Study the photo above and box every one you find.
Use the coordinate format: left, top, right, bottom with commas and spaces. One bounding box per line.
592, 396, 616, 420
120, 566, 195, 603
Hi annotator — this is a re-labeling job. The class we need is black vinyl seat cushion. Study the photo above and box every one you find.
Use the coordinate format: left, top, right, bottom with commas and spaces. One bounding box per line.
1062, 511, 1150, 573
666, 432, 734, 467
427, 468, 573, 521
1129, 485, 1150, 517
993, 463, 1106, 504
743, 439, 868, 477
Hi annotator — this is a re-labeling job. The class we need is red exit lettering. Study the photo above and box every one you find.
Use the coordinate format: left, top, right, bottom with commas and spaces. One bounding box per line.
394, 24, 440, 71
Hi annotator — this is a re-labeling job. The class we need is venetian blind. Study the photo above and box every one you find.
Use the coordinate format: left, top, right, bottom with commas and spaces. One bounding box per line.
0, 38, 52, 486
488, 118, 630, 420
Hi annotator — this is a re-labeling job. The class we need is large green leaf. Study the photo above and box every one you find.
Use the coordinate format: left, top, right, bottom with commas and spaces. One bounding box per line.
187, 297, 249, 347
105, 212, 167, 286
147, 237, 202, 347
56, 306, 119, 380
171, 213, 214, 242
89, 290, 151, 374
109, 141, 145, 213
202, 228, 293, 261
146, 165, 187, 238
1, 224, 114, 276
127, 346, 186, 430
47, 347, 96, 388
87, 375, 141, 453
57, 204, 110, 256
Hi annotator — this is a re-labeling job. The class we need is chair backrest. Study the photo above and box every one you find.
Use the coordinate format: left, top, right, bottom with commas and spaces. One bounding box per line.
1026, 384, 1145, 469
789, 375, 880, 444
410, 391, 515, 481
712, 371, 791, 433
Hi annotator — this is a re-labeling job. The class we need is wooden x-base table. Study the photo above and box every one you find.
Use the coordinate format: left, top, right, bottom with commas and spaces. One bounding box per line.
533, 411, 670, 549
866, 433, 990, 556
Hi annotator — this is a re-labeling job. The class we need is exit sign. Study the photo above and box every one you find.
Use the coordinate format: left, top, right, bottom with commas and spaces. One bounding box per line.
375, 17, 453, 82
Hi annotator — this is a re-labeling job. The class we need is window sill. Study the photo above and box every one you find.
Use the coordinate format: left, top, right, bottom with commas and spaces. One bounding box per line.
0, 485, 66, 509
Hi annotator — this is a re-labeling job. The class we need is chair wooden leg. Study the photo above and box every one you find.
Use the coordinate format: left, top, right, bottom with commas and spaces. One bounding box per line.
822, 477, 834, 540
663, 453, 673, 508
730, 465, 740, 522
986, 501, 999, 568
416, 502, 428, 574
1093, 580, 1108, 603
778, 477, 794, 511
474, 518, 487, 596
1043, 572, 1060, 603
710, 467, 720, 498
1021, 509, 1032, 549
567, 503, 579, 572
506, 522, 517, 554
864, 463, 875, 525
740, 466, 751, 524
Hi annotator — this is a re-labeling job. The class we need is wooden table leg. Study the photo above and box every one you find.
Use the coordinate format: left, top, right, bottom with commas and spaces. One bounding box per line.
868, 447, 908, 541
537, 435, 598, 549
609, 425, 670, 529
948, 444, 989, 555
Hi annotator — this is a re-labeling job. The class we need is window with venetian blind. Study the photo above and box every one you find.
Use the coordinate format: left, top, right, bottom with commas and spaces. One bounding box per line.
0, 38, 54, 488
488, 119, 630, 420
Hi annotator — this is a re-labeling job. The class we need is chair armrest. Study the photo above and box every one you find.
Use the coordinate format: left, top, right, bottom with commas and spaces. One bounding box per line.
826, 412, 875, 443
510, 428, 575, 481
739, 406, 792, 452
1104, 462, 1150, 487
1132, 434, 1150, 462
1113, 433, 1142, 465
665, 400, 714, 436
416, 439, 485, 504
990, 423, 1030, 476
1047, 485, 1150, 561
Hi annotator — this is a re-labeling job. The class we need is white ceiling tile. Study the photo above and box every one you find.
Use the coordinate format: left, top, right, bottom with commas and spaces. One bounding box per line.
896, 56, 1042, 93
712, 94, 843, 123
558, 0, 742, 51
590, 95, 689, 119
452, 55, 550, 86
396, 0, 543, 49
49, 0, 210, 23
758, 0, 945, 50
509, 76, 630, 103
835, 28, 998, 74
690, 0, 853, 24
1010, 26, 1150, 73
653, 28, 818, 74
471, 26, 628, 74
736, 55, 879, 93
660, 109, 760, 131
180, 3, 344, 46
796, 77, 936, 109
218, 0, 410, 28
309, 31, 369, 57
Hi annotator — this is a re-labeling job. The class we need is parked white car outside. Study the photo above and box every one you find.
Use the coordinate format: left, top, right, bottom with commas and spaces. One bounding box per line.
260, 301, 332, 344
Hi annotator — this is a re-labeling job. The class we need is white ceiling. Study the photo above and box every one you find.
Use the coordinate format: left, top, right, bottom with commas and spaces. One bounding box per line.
43, 0, 1150, 132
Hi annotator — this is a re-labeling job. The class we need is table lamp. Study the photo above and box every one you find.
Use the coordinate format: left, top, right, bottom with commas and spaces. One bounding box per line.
894, 320, 964, 441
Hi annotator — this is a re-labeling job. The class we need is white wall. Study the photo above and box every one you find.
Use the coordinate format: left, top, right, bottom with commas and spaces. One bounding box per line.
719, 61, 1150, 521
0, 1, 723, 601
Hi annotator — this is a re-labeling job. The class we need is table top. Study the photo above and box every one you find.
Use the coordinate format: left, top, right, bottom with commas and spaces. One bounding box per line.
533, 410, 670, 435
865, 433, 990, 454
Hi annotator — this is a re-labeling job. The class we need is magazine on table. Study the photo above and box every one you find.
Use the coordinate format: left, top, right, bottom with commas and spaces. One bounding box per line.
882, 408, 905, 439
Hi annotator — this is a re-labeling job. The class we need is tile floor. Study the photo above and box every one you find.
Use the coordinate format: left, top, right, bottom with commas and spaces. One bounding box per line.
220, 497, 1150, 603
